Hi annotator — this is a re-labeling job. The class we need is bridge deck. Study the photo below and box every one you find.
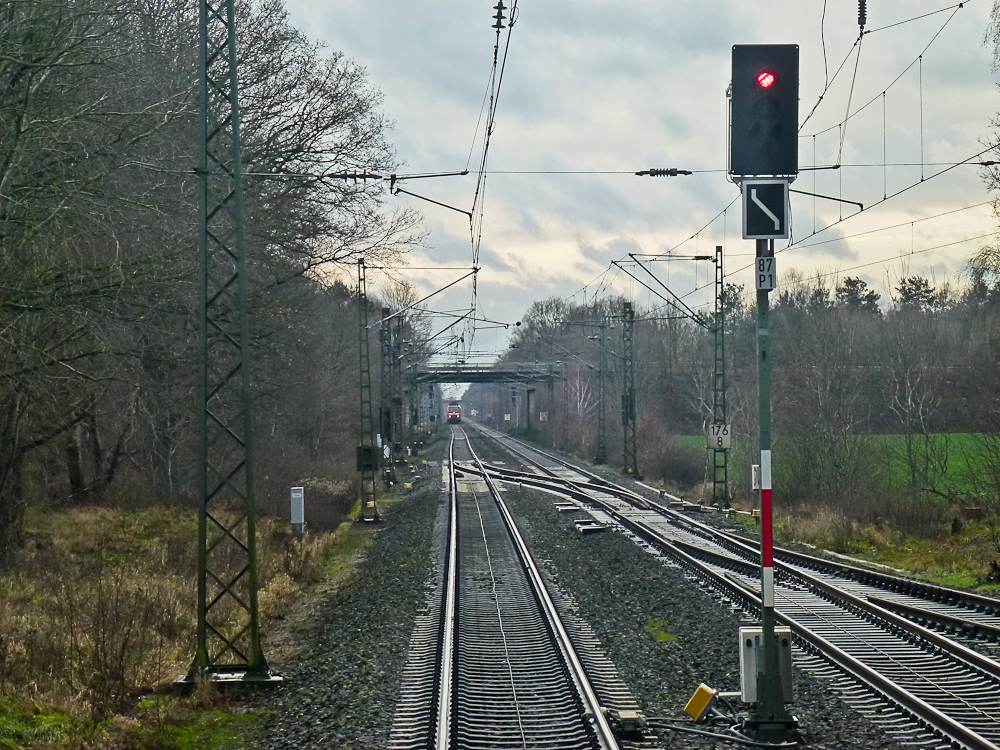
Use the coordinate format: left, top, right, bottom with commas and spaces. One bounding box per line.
412, 363, 560, 383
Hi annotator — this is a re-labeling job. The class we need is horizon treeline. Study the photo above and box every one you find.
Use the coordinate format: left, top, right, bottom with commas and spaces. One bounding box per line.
0, 0, 427, 565
464, 259, 1000, 547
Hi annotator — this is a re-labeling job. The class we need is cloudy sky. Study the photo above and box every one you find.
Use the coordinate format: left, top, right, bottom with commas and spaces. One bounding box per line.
284, 0, 1000, 359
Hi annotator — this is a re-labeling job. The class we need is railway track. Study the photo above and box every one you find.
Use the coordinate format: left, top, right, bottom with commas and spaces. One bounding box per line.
389, 427, 638, 750
469, 422, 1000, 750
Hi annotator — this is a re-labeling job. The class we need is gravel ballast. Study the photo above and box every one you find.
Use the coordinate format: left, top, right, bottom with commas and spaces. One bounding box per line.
255, 450, 445, 750
486, 471, 909, 748
254, 430, 912, 749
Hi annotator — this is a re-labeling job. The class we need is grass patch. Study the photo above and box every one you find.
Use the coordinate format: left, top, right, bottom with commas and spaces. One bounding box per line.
773, 506, 999, 590
646, 618, 677, 643
679, 432, 996, 500
0, 477, 387, 748
0, 692, 263, 750
0, 698, 78, 748
125, 700, 263, 750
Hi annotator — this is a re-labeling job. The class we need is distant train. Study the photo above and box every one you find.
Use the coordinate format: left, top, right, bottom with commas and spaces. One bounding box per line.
446, 404, 462, 423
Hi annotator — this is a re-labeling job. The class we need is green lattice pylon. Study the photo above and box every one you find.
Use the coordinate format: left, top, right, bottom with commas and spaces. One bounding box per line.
189, 0, 269, 679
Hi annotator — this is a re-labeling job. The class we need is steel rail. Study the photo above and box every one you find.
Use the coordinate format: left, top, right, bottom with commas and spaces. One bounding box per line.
435, 433, 459, 750
866, 595, 1000, 641
474, 447, 1000, 672
462, 430, 620, 750
470, 423, 1000, 750
475, 425, 1000, 624
728, 531, 1000, 619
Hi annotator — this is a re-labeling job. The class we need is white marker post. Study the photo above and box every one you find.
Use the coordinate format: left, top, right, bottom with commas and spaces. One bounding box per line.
290, 486, 304, 540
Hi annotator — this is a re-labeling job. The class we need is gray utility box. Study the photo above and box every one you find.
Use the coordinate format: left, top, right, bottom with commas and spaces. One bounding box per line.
739, 626, 793, 703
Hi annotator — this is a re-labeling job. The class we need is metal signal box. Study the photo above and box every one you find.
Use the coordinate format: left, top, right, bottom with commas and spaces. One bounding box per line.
739, 626, 793, 703
730, 44, 799, 178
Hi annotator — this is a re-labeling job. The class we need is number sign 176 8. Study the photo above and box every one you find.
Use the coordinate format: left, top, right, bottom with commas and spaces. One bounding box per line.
706, 424, 732, 449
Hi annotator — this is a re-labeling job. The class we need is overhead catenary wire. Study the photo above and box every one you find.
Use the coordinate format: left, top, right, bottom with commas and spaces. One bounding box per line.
465, 0, 522, 357
837, 34, 864, 166
403, 0, 982, 347
689, 220, 992, 303
565, 137, 992, 318
773, 231, 995, 291
369, 270, 476, 328
764, 143, 998, 259
612, 184, 993, 312
865, 1, 970, 36
803, 2, 965, 139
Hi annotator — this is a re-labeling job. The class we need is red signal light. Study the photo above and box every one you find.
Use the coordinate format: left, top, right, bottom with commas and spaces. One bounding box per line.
757, 71, 776, 88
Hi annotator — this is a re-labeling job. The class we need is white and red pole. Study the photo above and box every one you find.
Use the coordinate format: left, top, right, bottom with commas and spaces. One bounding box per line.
760, 449, 773, 607
749, 238, 791, 735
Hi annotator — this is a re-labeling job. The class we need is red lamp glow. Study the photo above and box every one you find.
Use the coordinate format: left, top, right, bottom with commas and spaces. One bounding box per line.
757, 71, 776, 88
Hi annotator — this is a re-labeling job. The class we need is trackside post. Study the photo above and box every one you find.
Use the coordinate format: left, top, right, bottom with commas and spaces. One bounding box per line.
747, 237, 796, 740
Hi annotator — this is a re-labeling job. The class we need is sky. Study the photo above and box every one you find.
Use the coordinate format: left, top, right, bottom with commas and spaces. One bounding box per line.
283, 0, 1000, 362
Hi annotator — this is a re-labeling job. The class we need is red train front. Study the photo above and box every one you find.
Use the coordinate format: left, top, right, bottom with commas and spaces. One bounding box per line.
446, 404, 462, 423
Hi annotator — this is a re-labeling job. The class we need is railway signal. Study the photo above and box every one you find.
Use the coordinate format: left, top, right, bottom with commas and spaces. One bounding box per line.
728, 42, 800, 742
730, 44, 799, 179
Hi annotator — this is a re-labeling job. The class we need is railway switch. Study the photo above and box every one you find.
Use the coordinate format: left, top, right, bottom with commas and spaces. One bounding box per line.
739, 626, 793, 703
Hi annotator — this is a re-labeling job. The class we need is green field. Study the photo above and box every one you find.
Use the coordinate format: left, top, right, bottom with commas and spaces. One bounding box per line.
676, 432, 997, 498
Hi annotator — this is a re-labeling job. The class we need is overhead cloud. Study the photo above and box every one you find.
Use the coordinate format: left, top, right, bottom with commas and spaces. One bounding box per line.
285, 0, 1000, 352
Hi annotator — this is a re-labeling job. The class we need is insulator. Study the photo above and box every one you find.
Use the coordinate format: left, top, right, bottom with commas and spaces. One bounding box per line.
859, 0, 867, 30
493, 0, 507, 29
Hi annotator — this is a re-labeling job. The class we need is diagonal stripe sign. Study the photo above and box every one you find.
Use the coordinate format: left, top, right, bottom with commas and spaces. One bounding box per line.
742, 179, 789, 239
752, 189, 781, 230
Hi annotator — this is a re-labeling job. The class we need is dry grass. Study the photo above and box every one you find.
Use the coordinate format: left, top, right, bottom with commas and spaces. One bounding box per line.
0, 495, 353, 731
772, 504, 999, 589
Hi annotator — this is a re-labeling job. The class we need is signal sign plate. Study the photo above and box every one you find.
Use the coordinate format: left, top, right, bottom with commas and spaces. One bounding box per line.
706, 424, 732, 449
742, 179, 789, 240
756, 257, 776, 291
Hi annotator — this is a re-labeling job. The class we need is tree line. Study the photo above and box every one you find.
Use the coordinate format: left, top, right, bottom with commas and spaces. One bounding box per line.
465, 257, 1000, 562
0, 0, 424, 565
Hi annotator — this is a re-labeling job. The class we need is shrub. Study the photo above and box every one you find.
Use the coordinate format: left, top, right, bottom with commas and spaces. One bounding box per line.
46, 560, 190, 720
642, 437, 705, 489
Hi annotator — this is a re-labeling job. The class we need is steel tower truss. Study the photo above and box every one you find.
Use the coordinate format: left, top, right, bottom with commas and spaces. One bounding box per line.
594, 318, 608, 464
378, 308, 394, 482
357, 260, 379, 521
561, 363, 569, 449
712, 245, 729, 506
190, 0, 271, 680
621, 302, 640, 478
391, 317, 404, 465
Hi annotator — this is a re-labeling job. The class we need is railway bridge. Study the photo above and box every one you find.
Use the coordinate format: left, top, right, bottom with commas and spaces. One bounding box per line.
410, 362, 560, 384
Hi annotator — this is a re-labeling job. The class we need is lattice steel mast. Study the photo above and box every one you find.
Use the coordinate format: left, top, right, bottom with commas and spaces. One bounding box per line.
378, 308, 395, 483
357, 260, 379, 521
561, 363, 569, 449
621, 302, 640, 478
712, 246, 729, 506
190, 0, 271, 680
594, 317, 607, 464
391, 316, 404, 465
